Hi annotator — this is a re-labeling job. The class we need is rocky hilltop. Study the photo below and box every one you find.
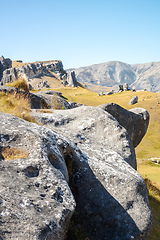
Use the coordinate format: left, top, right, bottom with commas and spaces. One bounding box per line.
0, 85, 152, 240
0, 56, 78, 89
67, 61, 160, 92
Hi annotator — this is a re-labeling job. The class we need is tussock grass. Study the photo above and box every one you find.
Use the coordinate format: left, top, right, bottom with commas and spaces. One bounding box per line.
51, 95, 63, 109
6, 78, 29, 92
2, 147, 29, 160
0, 91, 36, 122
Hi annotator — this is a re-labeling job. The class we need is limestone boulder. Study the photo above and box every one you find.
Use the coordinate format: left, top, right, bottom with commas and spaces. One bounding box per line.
31, 106, 136, 169
31, 106, 152, 240
0, 105, 152, 240
99, 103, 149, 147
0, 112, 76, 240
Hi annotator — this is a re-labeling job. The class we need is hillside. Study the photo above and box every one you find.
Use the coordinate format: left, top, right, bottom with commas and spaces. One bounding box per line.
67, 61, 160, 92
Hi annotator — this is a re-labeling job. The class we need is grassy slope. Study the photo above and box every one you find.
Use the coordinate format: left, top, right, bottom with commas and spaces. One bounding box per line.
50, 87, 160, 239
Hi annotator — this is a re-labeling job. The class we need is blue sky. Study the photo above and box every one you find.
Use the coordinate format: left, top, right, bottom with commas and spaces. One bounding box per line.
1, 0, 160, 69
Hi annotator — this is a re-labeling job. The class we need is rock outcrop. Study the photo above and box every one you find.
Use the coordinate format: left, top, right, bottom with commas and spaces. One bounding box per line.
0, 58, 78, 89
0, 56, 12, 81
67, 71, 78, 87
1, 60, 65, 86
31, 106, 152, 240
99, 103, 149, 147
0, 112, 76, 240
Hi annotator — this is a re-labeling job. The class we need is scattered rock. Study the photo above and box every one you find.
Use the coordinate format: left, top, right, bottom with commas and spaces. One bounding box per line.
129, 95, 138, 105
99, 103, 149, 148
68, 101, 78, 108
123, 83, 128, 91
106, 90, 114, 95
98, 83, 129, 96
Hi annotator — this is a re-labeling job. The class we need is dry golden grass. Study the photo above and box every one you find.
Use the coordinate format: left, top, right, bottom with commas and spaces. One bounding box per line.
37, 109, 53, 113
0, 91, 36, 122
6, 78, 29, 92
2, 147, 29, 160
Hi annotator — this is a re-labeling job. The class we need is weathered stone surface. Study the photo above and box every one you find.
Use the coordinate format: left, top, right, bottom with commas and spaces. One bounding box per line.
31, 106, 136, 169
68, 101, 78, 108
0, 56, 12, 81
129, 95, 138, 105
70, 146, 152, 240
0, 112, 76, 240
67, 71, 78, 87
99, 103, 149, 147
31, 106, 152, 240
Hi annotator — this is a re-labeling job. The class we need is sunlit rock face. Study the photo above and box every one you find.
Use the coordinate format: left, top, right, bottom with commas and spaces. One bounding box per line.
0, 112, 76, 240
0, 55, 12, 81
31, 105, 152, 240
1, 60, 65, 85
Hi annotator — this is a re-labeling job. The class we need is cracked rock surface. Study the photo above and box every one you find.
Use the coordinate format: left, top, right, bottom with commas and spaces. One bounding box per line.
0, 113, 76, 240
99, 103, 149, 148
31, 106, 152, 240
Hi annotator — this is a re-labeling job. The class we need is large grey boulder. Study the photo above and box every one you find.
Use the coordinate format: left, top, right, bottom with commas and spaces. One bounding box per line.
99, 103, 149, 147
31, 106, 152, 240
31, 106, 136, 170
0, 112, 76, 240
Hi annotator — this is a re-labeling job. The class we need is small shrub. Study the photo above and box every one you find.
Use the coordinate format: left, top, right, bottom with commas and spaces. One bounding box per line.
51, 95, 63, 109
6, 78, 29, 92
0, 92, 37, 123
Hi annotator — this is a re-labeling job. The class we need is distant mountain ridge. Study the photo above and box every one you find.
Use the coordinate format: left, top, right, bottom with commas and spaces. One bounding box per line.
67, 61, 160, 92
